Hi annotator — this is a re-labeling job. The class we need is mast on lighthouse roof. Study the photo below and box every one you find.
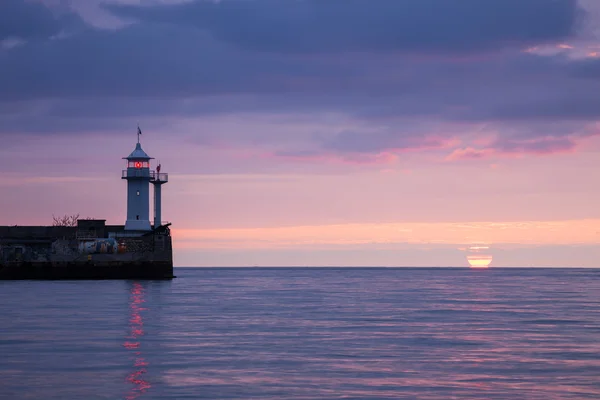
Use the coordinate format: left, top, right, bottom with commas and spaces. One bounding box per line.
121, 126, 169, 232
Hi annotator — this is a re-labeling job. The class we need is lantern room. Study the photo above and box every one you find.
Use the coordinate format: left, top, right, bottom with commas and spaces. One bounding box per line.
128, 160, 150, 169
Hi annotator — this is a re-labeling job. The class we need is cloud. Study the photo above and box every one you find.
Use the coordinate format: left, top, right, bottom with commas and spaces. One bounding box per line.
0, 22, 360, 101
106, 0, 582, 54
322, 127, 457, 154
1, 48, 595, 121
572, 56, 600, 80
265, 119, 593, 163
0, 0, 599, 165
0, 0, 83, 41
494, 136, 578, 154
267, 150, 400, 166
446, 128, 583, 161
446, 147, 495, 161
0, 2, 593, 112
445, 140, 575, 161
3, 34, 597, 123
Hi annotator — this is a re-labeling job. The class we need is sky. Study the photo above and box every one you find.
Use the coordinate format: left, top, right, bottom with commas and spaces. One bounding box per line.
2, 0, 600, 267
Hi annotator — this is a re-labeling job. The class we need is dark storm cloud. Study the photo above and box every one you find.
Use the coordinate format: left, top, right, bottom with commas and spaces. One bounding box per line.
0, 0, 588, 104
0, 30, 584, 113
0, 0, 83, 41
0, 23, 364, 100
571, 56, 600, 80
105, 0, 581, 54
2, 47, 599, 160
480, 97, 600, 121
289, 119, 591, 160
0, 0, 597, 161
494, 136, 577, 154
322, 128, 449, 154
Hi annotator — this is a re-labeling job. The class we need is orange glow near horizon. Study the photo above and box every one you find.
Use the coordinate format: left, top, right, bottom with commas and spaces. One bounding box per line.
171, 219, 600, 250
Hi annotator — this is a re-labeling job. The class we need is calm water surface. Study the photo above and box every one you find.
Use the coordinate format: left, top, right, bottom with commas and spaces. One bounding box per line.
1, 268, 600, 399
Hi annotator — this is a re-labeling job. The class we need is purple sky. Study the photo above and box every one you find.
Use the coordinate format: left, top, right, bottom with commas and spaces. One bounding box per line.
2, 0, 600, 267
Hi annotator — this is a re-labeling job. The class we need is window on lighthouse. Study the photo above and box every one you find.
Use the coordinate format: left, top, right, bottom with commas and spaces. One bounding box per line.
128, 161, 149, 168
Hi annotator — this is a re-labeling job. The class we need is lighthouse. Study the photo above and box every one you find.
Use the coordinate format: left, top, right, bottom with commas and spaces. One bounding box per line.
0, 125, 175, 280
121, 127, 168, 231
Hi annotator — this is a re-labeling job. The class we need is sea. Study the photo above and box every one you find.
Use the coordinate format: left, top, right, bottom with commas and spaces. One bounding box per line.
1, 267, 600, 399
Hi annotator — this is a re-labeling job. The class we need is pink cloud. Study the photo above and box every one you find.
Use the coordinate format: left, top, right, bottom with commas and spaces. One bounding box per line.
261, 150, 400, 166
446, 136, 579, 161
446, 147, 495, 161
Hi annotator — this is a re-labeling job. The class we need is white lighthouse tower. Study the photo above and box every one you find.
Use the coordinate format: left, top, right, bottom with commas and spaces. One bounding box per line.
122, 127, 168, 231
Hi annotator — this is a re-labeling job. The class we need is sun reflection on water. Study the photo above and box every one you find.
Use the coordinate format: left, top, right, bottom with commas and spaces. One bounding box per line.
124, 282, 151, 399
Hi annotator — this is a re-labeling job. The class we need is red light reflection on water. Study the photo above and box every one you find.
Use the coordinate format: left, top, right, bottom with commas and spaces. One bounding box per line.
124, 282, 151, 399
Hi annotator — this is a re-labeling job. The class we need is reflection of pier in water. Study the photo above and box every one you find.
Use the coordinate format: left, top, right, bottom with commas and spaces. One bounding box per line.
124, 282, 151, 399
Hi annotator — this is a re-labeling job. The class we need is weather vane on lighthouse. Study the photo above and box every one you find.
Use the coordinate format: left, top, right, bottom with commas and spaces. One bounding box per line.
137, 124, 142, 144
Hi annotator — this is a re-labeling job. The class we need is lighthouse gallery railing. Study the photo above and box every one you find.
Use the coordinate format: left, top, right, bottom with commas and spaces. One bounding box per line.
122, 170, 168, 182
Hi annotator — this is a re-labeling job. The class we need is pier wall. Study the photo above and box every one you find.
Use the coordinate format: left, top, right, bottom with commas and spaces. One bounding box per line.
0, 220, 173, 280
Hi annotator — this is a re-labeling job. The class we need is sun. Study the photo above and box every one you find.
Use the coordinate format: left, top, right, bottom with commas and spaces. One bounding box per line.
466, 245, 492, 268
467, 255, 493, 268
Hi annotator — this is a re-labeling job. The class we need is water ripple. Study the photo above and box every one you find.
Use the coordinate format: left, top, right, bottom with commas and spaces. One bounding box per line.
1, 268, 600, 399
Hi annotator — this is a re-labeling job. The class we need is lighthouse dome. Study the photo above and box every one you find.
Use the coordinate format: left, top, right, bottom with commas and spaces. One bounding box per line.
123, 143, 154, 161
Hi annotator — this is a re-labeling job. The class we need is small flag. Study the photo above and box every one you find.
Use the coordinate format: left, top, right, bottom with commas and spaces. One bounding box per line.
137, 126, 142, 136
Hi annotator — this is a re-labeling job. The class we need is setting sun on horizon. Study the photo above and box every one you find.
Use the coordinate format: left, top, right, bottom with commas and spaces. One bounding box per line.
466, 245, 493, 268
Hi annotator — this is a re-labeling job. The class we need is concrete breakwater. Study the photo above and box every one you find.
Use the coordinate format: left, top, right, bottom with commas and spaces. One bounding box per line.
0, 220, 174, 280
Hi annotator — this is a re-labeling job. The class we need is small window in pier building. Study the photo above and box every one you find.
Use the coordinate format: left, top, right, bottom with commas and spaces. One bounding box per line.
136, 215, 139, 220
136, 190, 140, 196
